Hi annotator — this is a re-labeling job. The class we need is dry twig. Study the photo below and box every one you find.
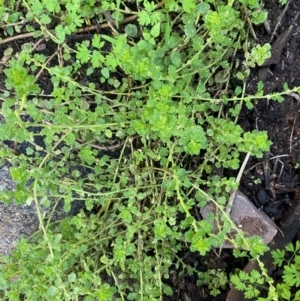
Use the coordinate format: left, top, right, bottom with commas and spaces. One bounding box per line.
270, 1, 290, 43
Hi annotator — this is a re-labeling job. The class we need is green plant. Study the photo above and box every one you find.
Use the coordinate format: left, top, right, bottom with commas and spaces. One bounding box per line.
197, 269, 228, 296
237, 43, 271, 81
231, 269, 266, 299
272, 241, 300, 301
0, 0, 298, 300
246, 43, 271, 67
230, 241, 300, 301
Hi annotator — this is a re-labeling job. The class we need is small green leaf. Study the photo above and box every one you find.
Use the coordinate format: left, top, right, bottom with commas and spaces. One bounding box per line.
184, 23, 196, 38
68, 272, 76, 283
92, 34, 104, 49
271, 249, 285, 267
76, 43, 90, 63
95, 283, 116, 301
100, 255, 109, 265
125, 24, 138, 37
55, 24, 65, 43
138, 10, 151, 26
40, 13, 51, 24
286, 242, 295, 253
180, 0, 196, 13
101, 67, 110, 79
150, 22, 160, 37
47, 286, 58, 296
64, 132, 76, 145
154, 219, 170, 239
257, 81, 264, 92
78, 146, 96, 165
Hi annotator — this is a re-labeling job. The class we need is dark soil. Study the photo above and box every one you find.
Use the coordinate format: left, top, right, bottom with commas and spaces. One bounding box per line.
240, 0, 300, 203
1, 1, 300, 301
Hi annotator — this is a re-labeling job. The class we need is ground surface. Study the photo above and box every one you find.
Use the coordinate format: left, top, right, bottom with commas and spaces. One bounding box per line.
1, 1, 300, 300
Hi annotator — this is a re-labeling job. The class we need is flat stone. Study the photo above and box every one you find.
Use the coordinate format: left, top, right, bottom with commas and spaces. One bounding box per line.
226, 189, 300, 301
201, 190, 277, 248
0, 164, 85, 256
0, 165, 38, 256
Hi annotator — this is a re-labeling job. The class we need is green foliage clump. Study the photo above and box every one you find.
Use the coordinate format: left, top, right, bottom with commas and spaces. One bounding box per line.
272, 241, 300, 301
197, 269, 228, 296
231, 240, 300, 301
0, 0, 297, 300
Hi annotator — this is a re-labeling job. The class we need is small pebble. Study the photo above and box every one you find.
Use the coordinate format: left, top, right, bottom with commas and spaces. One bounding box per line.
256, 188, 269, 206
283, 194, 292, 206
272, 62, 282, 72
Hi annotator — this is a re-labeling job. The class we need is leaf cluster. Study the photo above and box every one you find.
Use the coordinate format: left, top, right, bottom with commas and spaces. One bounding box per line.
271, 241, 300, 301
0, 0, 291, 300
197, 269, 228, 296
231, 240, 300, 301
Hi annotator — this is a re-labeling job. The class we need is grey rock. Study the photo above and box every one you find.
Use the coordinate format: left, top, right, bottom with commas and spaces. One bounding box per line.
201, 190, 278, 248
0, 165, 38, 256
0, 165, 15, 191
0, 164, 85, 256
